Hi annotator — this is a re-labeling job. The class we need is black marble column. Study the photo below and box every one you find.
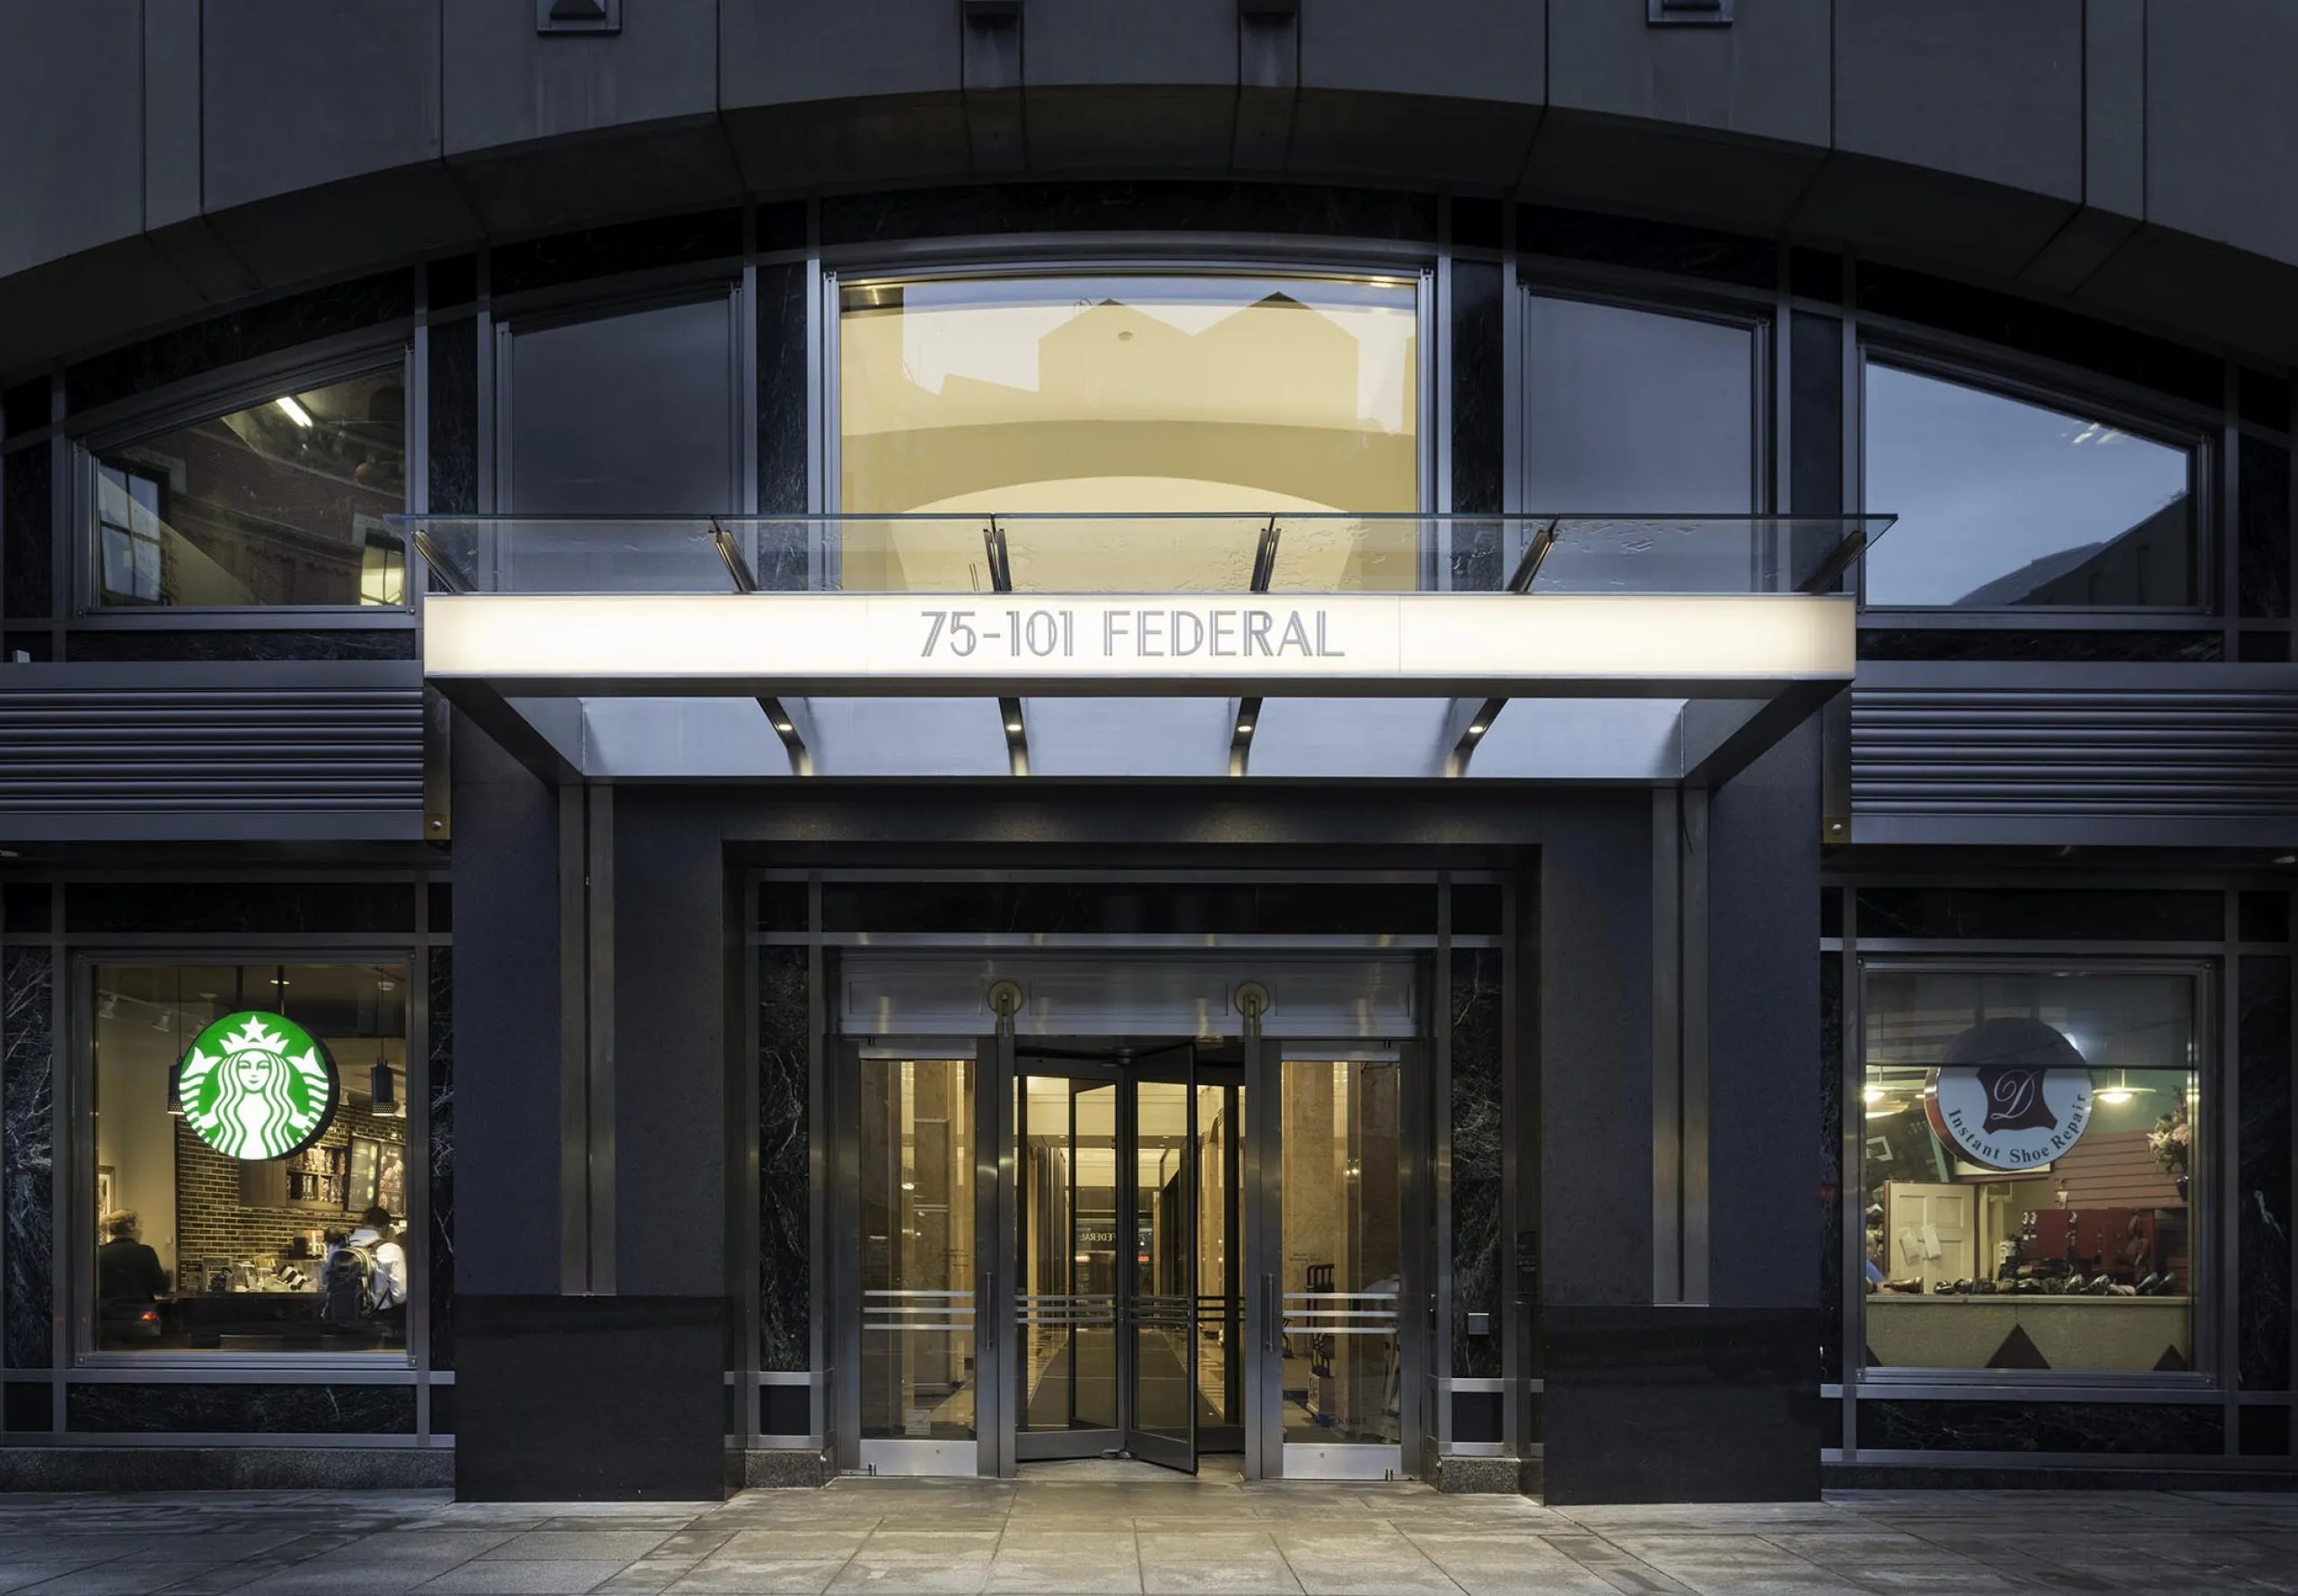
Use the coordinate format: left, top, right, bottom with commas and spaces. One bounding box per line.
2239, 954, 2293, 1391
756, 259, 810, 589
1448, 258, 1504, 592
427, 319, 478, 517
1451, 947, 1501, 1379
759, 948, 810, 1371
427, 946, 455, 1371
2, 442, 52, 622
3, 947, 53, 1369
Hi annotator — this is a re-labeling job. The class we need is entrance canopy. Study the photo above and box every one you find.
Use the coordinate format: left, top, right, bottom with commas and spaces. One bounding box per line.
405, 513, 1886, 785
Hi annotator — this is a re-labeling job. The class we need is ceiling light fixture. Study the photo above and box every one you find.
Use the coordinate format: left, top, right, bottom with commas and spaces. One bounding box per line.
274, 395, 314, 428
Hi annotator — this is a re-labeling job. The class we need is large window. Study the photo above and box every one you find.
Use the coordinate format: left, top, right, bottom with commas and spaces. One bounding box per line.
91, 962, 411, 1355
836, 271, 1420, 591
1861, 966, 2202, 1375
1862, 361, 2198, 609
90, 368, 407, 609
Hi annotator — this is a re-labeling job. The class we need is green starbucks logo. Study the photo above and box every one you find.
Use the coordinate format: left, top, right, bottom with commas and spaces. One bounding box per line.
177, 1012, 338, 1161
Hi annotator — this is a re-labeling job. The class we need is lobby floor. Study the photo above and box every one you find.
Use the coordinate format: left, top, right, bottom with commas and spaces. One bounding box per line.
3, 1462, 2297, 1594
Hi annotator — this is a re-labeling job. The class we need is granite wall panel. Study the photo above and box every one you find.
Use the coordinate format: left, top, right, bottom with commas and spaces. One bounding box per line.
428, 945, 454, 1372
1855, 1399, 2222, 1455
1819, 951, 1843, 1385
756, 257, 810, 588
1449, 258, 1503, 591
2, 946, 53, 1369
65, 881, 416, 934
1451, 946, 1502, 1379
64, 629, 418, 662
759, 947, 809, 1372
66, 1382, 415, 1434
2239, 953, 2293, 1391
427, 316, 478, 518
1855, 629, 2225, 662
2, 442, 51, 620
2240, 434, 2292, 620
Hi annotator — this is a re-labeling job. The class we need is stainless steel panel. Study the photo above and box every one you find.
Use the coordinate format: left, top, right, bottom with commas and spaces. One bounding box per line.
800, 697, 1011, 776
1248, 698, 1455, 777
1020, 697, 1234, 776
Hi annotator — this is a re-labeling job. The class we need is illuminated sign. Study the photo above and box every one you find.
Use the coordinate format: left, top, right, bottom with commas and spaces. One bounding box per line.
422, 592, 1858, 693
1923, 1018, 2094, 1171
177, 1012, 338, 1162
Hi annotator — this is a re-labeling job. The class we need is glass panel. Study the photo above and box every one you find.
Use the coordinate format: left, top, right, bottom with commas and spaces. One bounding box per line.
93, 370, 407, 608
1862, 969, 2201, 1373
1281, 1058, 1402, 1445
1131, 1080, 1195, 1443
1196, 1083, 1241, 1427
1017, 1077, 1117, 1433
92, 963, 410, 1353
860, 1057, 978, 1440
838, 273, 1419, 590
1864, 363, 2196, 608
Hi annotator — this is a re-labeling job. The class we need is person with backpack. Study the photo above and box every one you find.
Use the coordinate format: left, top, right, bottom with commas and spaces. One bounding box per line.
318, 1206, 407, 1344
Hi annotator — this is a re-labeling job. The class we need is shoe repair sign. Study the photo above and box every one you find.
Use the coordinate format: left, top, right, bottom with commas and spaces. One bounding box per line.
1925, 1065, 2094, 1171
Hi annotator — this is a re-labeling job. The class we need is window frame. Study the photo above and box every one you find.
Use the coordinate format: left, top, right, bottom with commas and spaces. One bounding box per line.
819, 252, 1438, 588
71, 346, 416, 624
1855, 340, 2220, 620
69, 947, 422, 1372
1851, 953, 2220, 1395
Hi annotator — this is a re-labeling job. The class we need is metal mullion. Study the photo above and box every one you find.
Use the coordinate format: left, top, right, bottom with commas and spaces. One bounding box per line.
1840, 889, 1863, 1460
2220, 935, 2240, 1448
1434, 878, 1452, 1457
808, 873, 827, 1447
405, 895, 432, 1440
739, 874, 761, 1444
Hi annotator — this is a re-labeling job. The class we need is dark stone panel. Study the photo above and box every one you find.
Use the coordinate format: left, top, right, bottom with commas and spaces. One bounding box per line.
1818, 1396, 1842, 1451
64, 628, 418, 662
457, 1294, 726, 1500
428, 881, 453, 936
428, 946, 455, 1373
1790, 249, 1842, 304
1543, 1307, 1821, 1504
820, 182, 1440, 247
1452, 884, 1502, 937
2240, 954, 2294, 1391
0, 630, 51, 662
3, 443, 52, 621
66, 1383, 415, 1435
1449, 258, 1504, 590
427, 256, 478, 313
2241, 630, 2293, 662
430, 1381, 454, 1435
2241, 370, 2294, 434
1819, 953, 1843, 1385
1855, 1399, 2223, 1455
2241, 892, 2292, 944
66, 881, 416, 935
1857, 629, 2225, 662
758, 881, 808, 933
2, 884, 49, 932
3, 1381, 50, 1431
0, 1445, 449, 1489
1855, 264, 2223, 409
758, 202, 807, 255
2241, 435, 2293, 619
2241, 1403, 2290, 1458
759, 947, 810, 1372
1451, 1390, 1501, 1444
427, 317, 478, 518
757, 258, 810, 588
1452, 946, 1502, 1379
1518, 205, 1775, 290
1852, 888, 2222, 943
1, 380, 47, 440
1820, 890, 1844, 942
65, 271, 414, 415
1451, 198, 1503, 252
490, 210, 746, 300
1790, 313, 1843, 589
3, 946, 54, 1369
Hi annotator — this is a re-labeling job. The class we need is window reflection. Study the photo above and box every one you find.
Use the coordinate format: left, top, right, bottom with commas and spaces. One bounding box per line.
1863, 363, 2196, 608
93, 370, 407, 609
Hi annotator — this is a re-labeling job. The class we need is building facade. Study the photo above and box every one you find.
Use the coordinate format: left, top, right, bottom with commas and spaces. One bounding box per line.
0, 3, 2294, 1504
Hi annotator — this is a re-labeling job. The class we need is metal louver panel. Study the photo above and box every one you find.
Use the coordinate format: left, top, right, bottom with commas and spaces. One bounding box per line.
0, 662, 424, 841
1849, 662, 2298, 847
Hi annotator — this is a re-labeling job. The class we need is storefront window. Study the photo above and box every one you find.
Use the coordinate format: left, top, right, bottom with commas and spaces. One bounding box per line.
1861, 967, 2201, 1374
837, 272, 1419, 591
1862, 361, 2197, 609
91, 368, 407, 609
92, 962, 411, 1354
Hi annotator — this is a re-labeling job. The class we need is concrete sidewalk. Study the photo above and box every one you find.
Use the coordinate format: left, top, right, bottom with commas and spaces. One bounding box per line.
1, 1460, 2294, 1594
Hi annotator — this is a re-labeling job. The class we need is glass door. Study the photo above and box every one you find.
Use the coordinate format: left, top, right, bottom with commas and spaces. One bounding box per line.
1014, 1074, 1121, 1459
1125, 1075, 1197, 1472
1270, 1053, 1405, 1478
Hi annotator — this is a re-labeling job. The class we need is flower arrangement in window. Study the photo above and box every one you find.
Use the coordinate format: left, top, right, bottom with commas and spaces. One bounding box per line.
2149, 1100, 2191, 1178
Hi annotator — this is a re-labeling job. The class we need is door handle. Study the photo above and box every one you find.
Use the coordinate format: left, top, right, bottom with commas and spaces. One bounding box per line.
1261, 1273, 1276, 1353
979, 1270, 994, 1349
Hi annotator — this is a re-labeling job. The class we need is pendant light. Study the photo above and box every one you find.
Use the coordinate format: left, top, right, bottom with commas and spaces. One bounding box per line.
371, 1043, 399, 1118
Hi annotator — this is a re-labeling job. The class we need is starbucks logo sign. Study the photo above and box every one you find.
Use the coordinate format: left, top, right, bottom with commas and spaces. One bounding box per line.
177, 1012, 338, 1161
1925, 1065, 2094, 1171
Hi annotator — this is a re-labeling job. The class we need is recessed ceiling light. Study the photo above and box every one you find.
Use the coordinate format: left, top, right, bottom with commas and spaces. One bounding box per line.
1467, 723, 1487, 736
275, 395, 314, 428
2276, 855, 2296, 866
1235, 721, 1253, 734
1004, 720, 1023, 733
773, 721, 794, 733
